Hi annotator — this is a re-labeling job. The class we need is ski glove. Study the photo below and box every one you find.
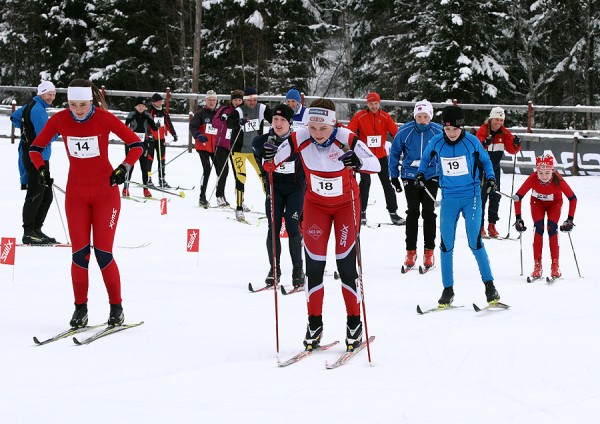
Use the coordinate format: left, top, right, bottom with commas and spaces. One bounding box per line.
514, 215, 527, 232
486, 178, 498, 194
560, 218, 575, 233
220, 113, 229, 121
110, 164, 129, 186
196, 134, 208, 144
239, 118, 248, 126
513, 135, 521, 148
338, 150, 362, 170
263, 140, 278, 160
414, 173, 426, 190
390, 177, 403, 193
484, 135, 494, 146
38, 166, 53, 187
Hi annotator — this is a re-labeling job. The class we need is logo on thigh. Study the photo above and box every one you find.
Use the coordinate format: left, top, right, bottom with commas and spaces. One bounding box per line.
109, 208, 118, 229
307, 224, 323, 240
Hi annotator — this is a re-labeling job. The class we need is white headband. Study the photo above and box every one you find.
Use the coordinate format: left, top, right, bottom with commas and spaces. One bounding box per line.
67, 86, 93, 101
307, 107, 336, 126
243, 94, 258, 100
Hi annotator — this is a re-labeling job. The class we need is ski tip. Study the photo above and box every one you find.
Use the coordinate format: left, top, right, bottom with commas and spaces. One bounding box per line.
416, 305, 423, 314
73, 337, 83, 345
248, 282, 254, 292
33, 336, 41, 345
280, 286, 287, 295
473, 303, 482, 312
418, 266, 424, 274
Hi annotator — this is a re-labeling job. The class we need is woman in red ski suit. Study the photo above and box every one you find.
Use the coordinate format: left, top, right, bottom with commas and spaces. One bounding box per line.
513, 154, 577, 280
29, 79, 143, 328
265, 98, 380, 352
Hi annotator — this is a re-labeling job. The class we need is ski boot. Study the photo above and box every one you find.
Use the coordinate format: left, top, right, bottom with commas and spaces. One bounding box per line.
265, 267, 281, 287
438, 286, 454, 306
423, 248, 435, 268
147, 176, 155, 188
404, 250, 417, 268
235, 208, 245, 222
216, 196, 230, 207
389, 212, 406, 225
550, 259, 561, 278
487, 223, 500, 238
143, 188, 152, 198
292, 263, 305, 288
159, 178, 171, 188
531, 260, 543, 279
484, 281, 500, 303
345, 315, 363, 352
108, 304, 124, 326
22, 229, 45, 245
480, 226, 487, 238
35, 228, 57, 244
199, 195, 209, 209
303, 315, 323, 351
70, 303, 89, 328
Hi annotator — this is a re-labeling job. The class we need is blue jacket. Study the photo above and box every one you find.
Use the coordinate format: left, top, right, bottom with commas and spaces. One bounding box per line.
11, 96, 56, 183
389, 121, 442, 180
418, 131, 495, 199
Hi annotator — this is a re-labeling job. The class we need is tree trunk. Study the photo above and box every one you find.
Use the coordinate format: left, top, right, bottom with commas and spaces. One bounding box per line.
192, 0, 203, 112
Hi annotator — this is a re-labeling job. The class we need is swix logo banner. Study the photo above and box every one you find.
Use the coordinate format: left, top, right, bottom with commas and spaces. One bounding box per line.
187, 229, 199, 252
160, 198, 168, 215
1, 237, 16, 265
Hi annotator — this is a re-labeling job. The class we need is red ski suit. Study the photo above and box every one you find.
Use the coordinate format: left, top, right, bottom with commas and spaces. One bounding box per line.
514, 172, 577, 261
30, 107, 143, 305
273, 126, 380, 316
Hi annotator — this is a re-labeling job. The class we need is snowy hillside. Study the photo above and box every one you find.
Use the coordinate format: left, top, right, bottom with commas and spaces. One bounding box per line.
0, 121, 599, 423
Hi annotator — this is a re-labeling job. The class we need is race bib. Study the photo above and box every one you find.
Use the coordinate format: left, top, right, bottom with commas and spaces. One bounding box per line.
66, 136, 100, 159
275, 161, 295, 174
153, 116, 164, 126
441, 156, 468, 176
244, 119, 260, 132
205, 124, 218, 135
311, 175, 343, 197
225, 129, 232, 139
532, 189, 554, 201
367, 135, 381, 147
134, 132, 145, 141
410, 159, 421, 167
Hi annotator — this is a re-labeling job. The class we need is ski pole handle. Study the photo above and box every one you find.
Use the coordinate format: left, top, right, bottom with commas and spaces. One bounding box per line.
424, 186, 440, 208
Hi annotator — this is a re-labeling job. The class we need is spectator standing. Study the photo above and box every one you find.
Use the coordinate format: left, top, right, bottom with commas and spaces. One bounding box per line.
147, 93, 178, 188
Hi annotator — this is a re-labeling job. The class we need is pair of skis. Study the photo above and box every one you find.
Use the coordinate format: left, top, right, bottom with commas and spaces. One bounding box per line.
18, 242, 151, 249
401, 264, 435, 274
417, 301, 510, 314
277, 336, 375, 369
33, 322, 144, 346
247, 282, 304, 296
527, 275, 561, 283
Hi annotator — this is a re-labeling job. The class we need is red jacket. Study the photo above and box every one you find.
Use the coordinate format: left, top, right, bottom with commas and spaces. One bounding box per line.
514, 171, 577, 218
476, 123, 520, 165
346, 109, 398, 159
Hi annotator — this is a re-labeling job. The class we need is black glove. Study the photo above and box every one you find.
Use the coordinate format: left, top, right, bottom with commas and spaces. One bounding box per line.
38, 166, 53, 187
239, 117, 248, 126
414, 173, 426, 190
484, 135, 494, 146
513, 135, 521, 148
220, 113, 229, 121
110, 164, 128, 186
560, 217, 574, 233
390, 177, 403, 193
196, 134, 208, 144
514, 215, 527, 232
263, 140, 278, 160
486, 178, 497, 194
339, 150, 362, 169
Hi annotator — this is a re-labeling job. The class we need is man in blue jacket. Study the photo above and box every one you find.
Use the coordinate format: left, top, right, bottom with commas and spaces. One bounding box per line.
416, 105, 500, 306
11, 80, 58, 244
389, 100, 442, 270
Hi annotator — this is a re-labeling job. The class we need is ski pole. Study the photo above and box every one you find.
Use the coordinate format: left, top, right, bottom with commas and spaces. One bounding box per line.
150, 147, 188, 176
519, 231, 523, 276
129, 180, 184, 198
424, 186, 440, 208
267, 166, 280, 354
505, 152, 518, 238
207, 127, 242, 203
51, 184, 70, 244
567, 233, 582, 278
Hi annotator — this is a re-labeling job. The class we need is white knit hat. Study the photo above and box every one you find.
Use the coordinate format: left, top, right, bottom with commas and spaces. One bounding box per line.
37, 80, 56, 95
489, 106, 505, 120
413, 100, 433, 119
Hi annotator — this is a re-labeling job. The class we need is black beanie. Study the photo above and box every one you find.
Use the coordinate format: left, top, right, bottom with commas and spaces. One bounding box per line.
151, 93, 163, 102
135, 97, 146, 106
441, 105, 465, 128
272, 104, 294, 123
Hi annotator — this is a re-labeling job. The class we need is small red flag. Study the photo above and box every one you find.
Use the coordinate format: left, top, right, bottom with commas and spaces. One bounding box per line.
160, 198, 167, 215
1, 237, 16, 265
187, 229, 199, 252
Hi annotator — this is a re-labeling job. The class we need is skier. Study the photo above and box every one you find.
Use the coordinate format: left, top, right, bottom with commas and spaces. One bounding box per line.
123, 97, 159, 198
253, 104, 306, 288
284, 87, 308, 130
416, 105, 500, 306
28, 79, 143, 328
513, 154, 577, 279
347, 91, 404, 226
190, 90, 219, 208
211, 89, 244, 207
265, 98, 380, 352
389, 100, 443, 270
475, 107, 521, 238
11, 80, 58, 244
147, 93, 178, 188
226, 86, 272, 221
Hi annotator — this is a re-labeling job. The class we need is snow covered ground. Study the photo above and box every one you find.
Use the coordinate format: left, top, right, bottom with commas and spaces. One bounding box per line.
1, 118, 599, 423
